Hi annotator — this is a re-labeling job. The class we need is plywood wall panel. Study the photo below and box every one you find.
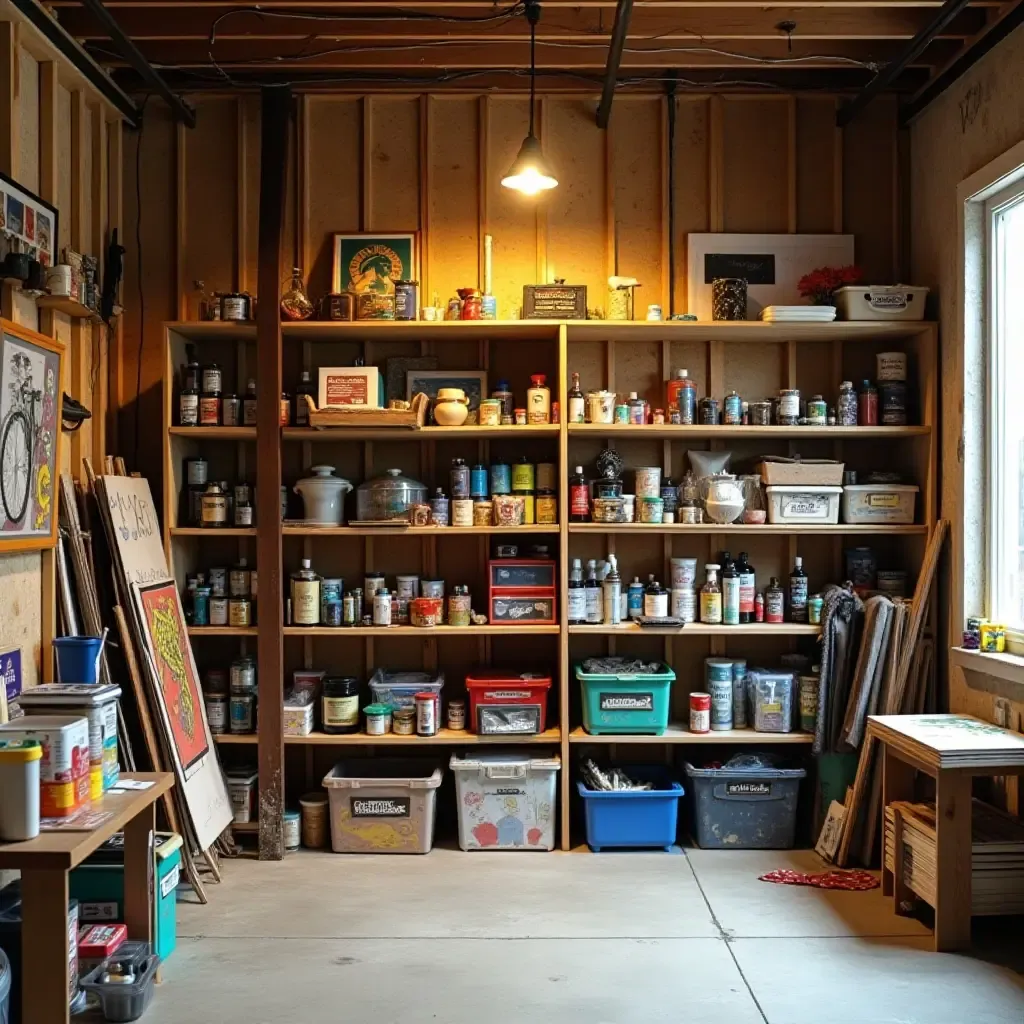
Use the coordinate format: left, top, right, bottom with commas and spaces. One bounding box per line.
796, 98, 839, 234
611, 97, 664, 309
367, 97, 420, 237
426, 96, 480, 306
722, 98, 789, 235
304, 97, 362, 297
545, 97, 607, 313
16, 48, 38, 191
485, 97, 539, 319
239, 95, 261, 294
56, 86, 71, 255
671, 97, 711, 317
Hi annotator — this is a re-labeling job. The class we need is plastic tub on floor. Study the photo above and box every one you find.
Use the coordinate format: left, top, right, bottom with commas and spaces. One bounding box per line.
80, 952, 158, 1022
451, 751, 560, 851
578, 768, 684, 852
322, 759, 443, 853
576, 660, 675, 736
684, 759, 806, 849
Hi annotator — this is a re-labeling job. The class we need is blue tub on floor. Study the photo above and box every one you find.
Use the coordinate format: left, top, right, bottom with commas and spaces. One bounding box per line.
578, 769, 684, 852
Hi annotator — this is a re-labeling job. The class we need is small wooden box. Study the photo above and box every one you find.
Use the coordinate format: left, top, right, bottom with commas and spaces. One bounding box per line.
523, 284, 587, 320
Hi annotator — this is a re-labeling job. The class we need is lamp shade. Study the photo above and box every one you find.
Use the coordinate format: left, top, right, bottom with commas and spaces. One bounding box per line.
501, 134, 558, 195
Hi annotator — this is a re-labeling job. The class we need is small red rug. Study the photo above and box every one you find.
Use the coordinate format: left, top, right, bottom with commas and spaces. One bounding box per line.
759, 868, 880, 891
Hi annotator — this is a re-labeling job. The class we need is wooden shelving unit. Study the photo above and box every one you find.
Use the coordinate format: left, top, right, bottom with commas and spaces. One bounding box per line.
163, 318, 937, 856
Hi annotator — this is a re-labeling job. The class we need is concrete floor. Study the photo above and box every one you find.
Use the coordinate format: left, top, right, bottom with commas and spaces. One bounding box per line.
138, 849, 1024, 1024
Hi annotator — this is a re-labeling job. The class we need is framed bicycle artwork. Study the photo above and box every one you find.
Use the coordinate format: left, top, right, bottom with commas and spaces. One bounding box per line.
0, 319, 63, 552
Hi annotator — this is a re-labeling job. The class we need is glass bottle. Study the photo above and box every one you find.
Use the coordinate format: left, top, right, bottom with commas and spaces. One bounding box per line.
736, 551, 756, 624
722, 557, 740, 626
627, 576, 645, 619
527, 374, 551, 424
183, 349, 200, 392
789, 555, 808, 623
243, 378, 258, 426
295, 370, 315, 426
700, 563, 722, 624
290, 558, 321, 625
644, 579, 668, 618
837, 380, 857, 427
280, 267, 314, 321
858, 380, 879, 426
568, 558, 586, 625
567, 371, 585, 424
765, 577, 785, 623
585, 559, 602, 624
569, 465, 590, 522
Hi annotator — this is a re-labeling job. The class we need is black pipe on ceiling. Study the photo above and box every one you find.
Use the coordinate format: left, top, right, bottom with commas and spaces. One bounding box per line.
596, 0, 634, 129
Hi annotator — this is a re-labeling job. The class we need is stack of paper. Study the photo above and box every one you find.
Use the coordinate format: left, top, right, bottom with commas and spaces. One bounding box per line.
760, 305, 837, 322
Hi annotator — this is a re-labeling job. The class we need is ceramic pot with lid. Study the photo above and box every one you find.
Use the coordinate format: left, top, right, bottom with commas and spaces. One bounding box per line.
294, 465, 353, 525
702, 473, 745, 524
356, 468, 428, 521
433, 388, 469, 427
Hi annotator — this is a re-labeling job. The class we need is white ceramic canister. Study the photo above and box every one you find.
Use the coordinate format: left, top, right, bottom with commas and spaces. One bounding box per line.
586, 390, 616, 424
670, 557, 699, 589
876, 351, 908, 381
634, 467, 662, 499
294, 465, 354, 525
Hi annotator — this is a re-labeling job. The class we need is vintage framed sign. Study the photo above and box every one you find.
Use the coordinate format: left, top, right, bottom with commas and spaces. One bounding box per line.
332, 232, 418, 295
0, 171, 59, 267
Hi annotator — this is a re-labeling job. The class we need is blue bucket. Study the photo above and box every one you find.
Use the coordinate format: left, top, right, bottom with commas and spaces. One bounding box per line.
52, 636, 104, 684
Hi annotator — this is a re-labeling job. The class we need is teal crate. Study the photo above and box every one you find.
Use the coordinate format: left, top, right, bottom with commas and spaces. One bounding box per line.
69, 833, 181, 963
576, 661, 675, 735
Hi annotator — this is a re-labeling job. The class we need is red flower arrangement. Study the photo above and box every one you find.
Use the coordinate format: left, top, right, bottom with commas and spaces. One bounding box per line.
798, 265, 862, 306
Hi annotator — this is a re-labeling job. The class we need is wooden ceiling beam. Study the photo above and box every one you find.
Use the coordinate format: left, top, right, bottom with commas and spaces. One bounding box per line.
55, 5, 987, 39
49, 0, 1007, 7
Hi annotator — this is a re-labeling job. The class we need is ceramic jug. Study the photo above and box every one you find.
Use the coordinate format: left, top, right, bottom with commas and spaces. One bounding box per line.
433, 388, 469, 427
294, 465, 353, 525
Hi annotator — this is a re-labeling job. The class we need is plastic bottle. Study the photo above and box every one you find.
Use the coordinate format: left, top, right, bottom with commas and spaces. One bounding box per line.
585, 560, 603, 624
602, 554, 622, 625
568, 558, 586, 624
627, 576, 645, 619
627, 391, 646, 425
722, 558, 740, 626
765, 577, 785, 623
672, 369, 698, 425
858, 380, 879, 426
569, 465, 590, 522
789, 555, 808, 623
700, 564, 722, 624
736, 551, 756, 624
567, 371, 586, 424
754, 591, 765, 623
527, 374, 551, 424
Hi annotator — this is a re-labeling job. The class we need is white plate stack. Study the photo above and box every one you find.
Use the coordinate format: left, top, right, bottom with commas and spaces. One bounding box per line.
759, 305, 837, 323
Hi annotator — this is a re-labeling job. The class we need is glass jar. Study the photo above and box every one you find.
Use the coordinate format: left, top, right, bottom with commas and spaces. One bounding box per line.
200, 482, 228, 527
280, 267, 314, 321
322, 676, 360, 735
355, 468, 428, 521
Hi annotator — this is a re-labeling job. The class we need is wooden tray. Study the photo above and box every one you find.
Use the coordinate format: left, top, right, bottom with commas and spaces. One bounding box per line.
304, 391, 429, 429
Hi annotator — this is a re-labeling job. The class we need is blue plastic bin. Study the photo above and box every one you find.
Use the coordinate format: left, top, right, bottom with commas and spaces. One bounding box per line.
578, 769, 684, 851
576, 660, 674, 735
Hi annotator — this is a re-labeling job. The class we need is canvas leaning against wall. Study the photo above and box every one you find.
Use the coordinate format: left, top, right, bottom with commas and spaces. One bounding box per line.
0, 319, 63, 551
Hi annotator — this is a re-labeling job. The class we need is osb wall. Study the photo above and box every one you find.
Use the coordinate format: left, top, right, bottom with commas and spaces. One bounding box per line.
122, 90, 903, 485
911, 27, 1024, 732
0, 22, 122, 688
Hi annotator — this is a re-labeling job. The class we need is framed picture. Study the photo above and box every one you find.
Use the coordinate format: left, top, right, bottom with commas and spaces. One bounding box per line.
0, 172, 58, 267
332, 232, 418, 295
0, 320, 63, 551
406, 369, 487, 411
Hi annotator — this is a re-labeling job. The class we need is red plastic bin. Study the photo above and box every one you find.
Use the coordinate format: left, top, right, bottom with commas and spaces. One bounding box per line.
465, 672, 552, 736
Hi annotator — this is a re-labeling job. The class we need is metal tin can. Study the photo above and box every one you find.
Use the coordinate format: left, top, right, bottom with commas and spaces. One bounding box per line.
511, 460, 535, 492
876, 351, 907, 381
614, 403, 629, 424
221, 294, 250, 322
356, 292, 396, 320
706, 660, 734, 731
228, 597, 251, 627
394, 280, 418, 320
209, 596, 229, 626
698, 397, 719, 425
723, 391, 743, 425
448, 589, 471, 627
478, 399, 502, 426
689, 692, 711, 734
430, 492, 450, 526
470, 464, 489, 498
634, 466, 661, 499
450, 459, 470, 497
230, 694, 255, 734
321, 578, 343, 620
473, 500, 493, 526
879, 380, 908, 425
660, 482, 678, 515
452, 498, 474, 527
536, 492, 557, 523
778, 389, 801, 426
679, 503, 701, 524
415, 691, 438, 736
808, 593, 824, 625
205, 694, 228, 735
421, 579, 445, 599
323, 600, 343, 627
748, 400, 771, 426
799, 674, 819, 732
447, 698, 467, 731
481, 294, 498, 319
490, 463, 511, 495
639, 497, 664, 524
393, 707, 416, 735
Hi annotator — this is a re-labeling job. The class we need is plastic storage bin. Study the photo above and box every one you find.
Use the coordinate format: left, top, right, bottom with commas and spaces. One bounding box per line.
764, 485, 841, 525
451, 751, 560, 851
465, 672, 552, 735
684, 760, 807, 849
578, 770, 684, 852
81, 952, 159, 1022
576, 660, 675, 735
368, 669, 444, 711
834, 285, 928, 321
322, 759, 443, 853
841, 483, 918, 525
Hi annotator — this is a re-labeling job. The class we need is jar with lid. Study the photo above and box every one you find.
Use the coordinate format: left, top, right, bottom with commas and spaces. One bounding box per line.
372, 588, 392, 626
228, 597, 251, 627
777, 388, 801, 426
450, 458, 470, 498
837, 381, 857, 426
355, 468, 428, 522
230, 558, 251, 597
322, 677, 360, 735
527, 374, 551, 424
644, 579, 668, 617
221, 293, 250, 322
392, 706, 416, 735
200, 482, 228, 527
243, 379, 258, 425
290, 558, 321, 625
222, 393, 241, 427
230, 656, 256, 693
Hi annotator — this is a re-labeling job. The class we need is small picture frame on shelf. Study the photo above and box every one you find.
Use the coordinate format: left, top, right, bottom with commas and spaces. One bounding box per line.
405, 370, 487, 412
332, 232, 418, 295
0, 171, 59, 268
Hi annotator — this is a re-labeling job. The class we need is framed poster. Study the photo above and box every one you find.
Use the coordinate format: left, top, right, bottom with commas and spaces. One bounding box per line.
0, 171, 59, 267
0, 320, 63, 551
405, 369, 487, 411
332, 232, 418, 294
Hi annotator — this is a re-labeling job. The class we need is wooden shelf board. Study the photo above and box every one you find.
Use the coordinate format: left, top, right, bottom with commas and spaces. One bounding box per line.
169, 426, 256, 440
565, 321, 938, 343
568, 424, 930, 439
165, 320, 564, 343
171, 527, 257, 537
277, 728, 562, 745
37, 294, 102, 321
282, 524, 559, 536
569, 523, 927, 535
283, 624, 560, 636
230, 821, 259, 834
187, 626, 258, 637
213, 734, 258, 744
283, 424, 560, 441
568, 622, 820, 636
569, 725, 814, 744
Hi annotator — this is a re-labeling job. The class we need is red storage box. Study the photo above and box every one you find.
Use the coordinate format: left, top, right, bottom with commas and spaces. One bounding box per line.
465, 672, 552, 735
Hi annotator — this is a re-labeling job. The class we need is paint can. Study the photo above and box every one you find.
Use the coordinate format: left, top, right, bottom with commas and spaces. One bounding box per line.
300, 792, 328, 848
705, 659, 735, 731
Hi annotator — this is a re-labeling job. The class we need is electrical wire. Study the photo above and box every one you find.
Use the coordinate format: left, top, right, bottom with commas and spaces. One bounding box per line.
132, 95, 151, 470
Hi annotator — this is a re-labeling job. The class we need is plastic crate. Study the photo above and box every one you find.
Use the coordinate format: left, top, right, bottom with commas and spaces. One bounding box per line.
765, 485, 842, 525
841, 484, 918, 525
465, 672, 552, 735
81, 952, 158, 1022
684, 761, 806, 849
576, 660, 675, 735
368, 669, 444, 711
577, 769, 684, 852
834, 285, 928, 321
322, 759, 442, 854
451, 751, 560, 851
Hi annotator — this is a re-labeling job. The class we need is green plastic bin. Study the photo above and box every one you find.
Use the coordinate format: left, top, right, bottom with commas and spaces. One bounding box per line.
576, 660, 675, 735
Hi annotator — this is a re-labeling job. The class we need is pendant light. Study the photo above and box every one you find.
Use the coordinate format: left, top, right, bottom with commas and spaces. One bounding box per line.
501, 0, 558, 196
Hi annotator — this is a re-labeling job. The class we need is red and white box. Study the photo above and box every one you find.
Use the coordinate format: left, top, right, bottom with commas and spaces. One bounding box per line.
465, 672, 552, 735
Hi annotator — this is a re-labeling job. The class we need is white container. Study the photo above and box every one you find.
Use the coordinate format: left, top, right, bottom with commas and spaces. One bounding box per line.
842, 483, 919, 525
0, 715, 91, 818
450, 751, 560, 851
834, 285, 928, 321
226, 769, 258, 824
765, 485, 842, 525
283, 689, 315, 737
670, 557, 698, 589
0, 741, 41, 840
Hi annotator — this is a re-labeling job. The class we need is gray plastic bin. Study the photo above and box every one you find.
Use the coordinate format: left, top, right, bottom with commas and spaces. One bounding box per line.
684, 761, 806, 849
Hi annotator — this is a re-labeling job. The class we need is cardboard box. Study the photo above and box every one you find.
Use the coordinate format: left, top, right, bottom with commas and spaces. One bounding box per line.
283, 690, 315, 737
759, 457, 844, 487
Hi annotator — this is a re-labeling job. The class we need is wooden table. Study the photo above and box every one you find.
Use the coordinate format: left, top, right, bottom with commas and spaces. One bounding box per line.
0, 772, 175, 1023
870, 714, 1024, 951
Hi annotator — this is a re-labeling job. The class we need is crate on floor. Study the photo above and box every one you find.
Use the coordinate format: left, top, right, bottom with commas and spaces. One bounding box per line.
685, 757, 806, 850
451, 751, 560, 851
578, 767, 684, 852
322, 759, 443, 854
576, 659, 675, 736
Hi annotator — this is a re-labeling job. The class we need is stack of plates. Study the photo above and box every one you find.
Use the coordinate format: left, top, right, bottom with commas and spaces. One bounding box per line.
760, 305, 837, 323
884, 799, 1024, 916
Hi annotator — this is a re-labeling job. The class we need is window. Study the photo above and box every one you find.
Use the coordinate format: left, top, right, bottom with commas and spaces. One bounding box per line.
986, 179, 1024, 634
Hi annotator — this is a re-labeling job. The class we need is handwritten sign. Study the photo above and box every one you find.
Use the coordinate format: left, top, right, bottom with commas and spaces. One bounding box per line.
704, 253, 776, 285
100, 476, 170, 586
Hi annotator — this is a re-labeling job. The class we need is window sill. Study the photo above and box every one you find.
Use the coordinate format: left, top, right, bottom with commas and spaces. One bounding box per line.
951, 646, 1024, 689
